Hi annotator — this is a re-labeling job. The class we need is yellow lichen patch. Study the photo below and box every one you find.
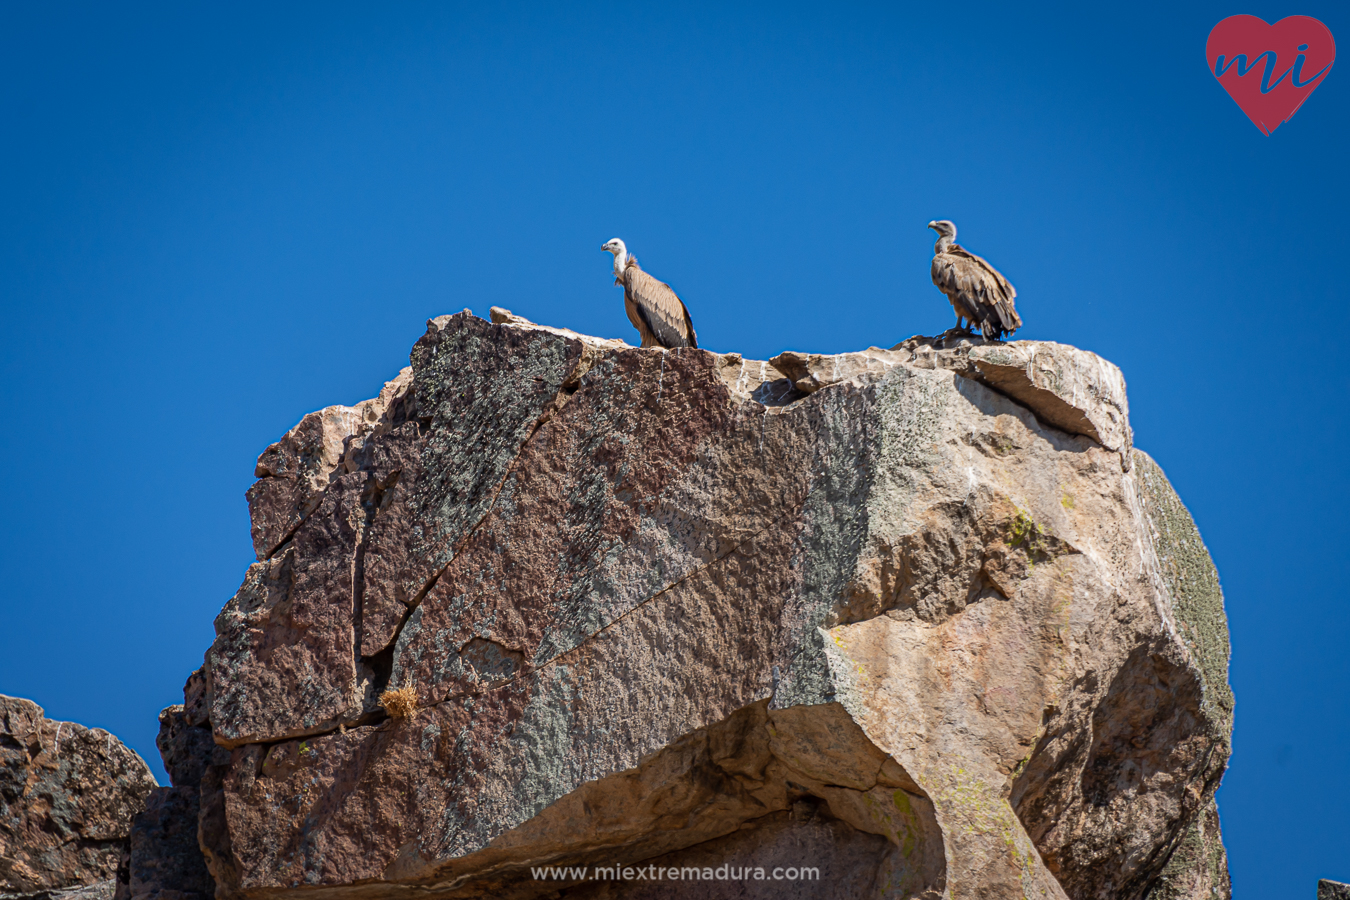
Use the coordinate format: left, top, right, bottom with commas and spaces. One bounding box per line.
1008, 508, 1052, 564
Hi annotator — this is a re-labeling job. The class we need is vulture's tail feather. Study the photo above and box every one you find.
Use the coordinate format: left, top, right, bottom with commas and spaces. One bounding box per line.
994, 301, 1019, 332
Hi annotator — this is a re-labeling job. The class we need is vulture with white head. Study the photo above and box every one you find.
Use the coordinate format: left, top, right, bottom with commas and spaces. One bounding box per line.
927, 220, 1021, 341
601, 238, 697, 349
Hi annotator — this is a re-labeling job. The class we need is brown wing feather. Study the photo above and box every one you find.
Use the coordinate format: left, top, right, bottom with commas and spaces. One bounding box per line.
949, 245, 1021, 333
623, 260, 696, 349
931, 255, 983, 323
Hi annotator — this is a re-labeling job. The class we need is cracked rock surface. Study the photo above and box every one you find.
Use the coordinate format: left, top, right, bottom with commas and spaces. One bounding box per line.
164, 310, 1230, 899
0, 696, 156, 900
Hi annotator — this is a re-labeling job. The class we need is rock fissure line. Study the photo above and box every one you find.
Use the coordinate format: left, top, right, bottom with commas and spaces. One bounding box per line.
387, 498, 807, 723
367, 363, 804, 708
955, 375, 1084, 444
492, 501, 806, 689
352, 473, 385, 675
257, 491, 310, 561
362, 382, 574, 672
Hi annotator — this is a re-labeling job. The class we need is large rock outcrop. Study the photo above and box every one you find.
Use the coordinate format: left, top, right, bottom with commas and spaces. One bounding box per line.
0, 696, 157, 900
157, 310, 1232, 899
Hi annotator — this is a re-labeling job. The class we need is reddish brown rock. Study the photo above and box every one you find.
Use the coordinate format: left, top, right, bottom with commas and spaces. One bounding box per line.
0, 696, 156, 899
190, 310, 1232, 900
246, 370, 413, 562
115, 787, 214, 900
114, 697, 230, 900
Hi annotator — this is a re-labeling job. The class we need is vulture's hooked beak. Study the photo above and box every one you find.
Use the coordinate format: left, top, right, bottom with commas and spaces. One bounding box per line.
927, 221, 937, 230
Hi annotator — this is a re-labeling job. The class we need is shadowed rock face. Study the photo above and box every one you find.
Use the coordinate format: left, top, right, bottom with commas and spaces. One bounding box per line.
0, 696, 157, 900
154, 310, 1231, 900
112, 702, 230, 900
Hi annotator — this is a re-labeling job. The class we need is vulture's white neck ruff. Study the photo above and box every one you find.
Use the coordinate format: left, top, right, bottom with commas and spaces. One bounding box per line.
611, 248, 628, 278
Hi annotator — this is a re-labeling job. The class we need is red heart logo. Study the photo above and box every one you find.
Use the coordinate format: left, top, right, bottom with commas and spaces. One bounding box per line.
1206, 15, 1335, 134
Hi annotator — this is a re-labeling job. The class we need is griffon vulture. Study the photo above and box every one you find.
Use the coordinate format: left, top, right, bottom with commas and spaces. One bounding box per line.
601, 238, 697, 349
927, 220, 1021, 341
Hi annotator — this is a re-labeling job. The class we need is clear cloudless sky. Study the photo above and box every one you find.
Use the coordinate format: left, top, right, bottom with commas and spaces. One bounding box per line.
1, 2, 1345, 895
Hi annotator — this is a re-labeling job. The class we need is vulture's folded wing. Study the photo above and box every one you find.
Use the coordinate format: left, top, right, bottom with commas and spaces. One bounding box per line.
950, 245, 1021, 331
932, 254, 984, 322
624, 265, 695, 348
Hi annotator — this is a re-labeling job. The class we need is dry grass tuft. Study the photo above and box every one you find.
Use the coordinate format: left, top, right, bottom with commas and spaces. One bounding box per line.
379, 685, 419, 720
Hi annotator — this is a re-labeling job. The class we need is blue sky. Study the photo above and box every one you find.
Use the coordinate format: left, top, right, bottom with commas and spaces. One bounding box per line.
0, 3, 1345, 895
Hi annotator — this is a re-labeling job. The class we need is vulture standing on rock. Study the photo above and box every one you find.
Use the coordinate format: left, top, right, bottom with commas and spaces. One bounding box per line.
602, 238, 698, 349
928, 220, 1021, 341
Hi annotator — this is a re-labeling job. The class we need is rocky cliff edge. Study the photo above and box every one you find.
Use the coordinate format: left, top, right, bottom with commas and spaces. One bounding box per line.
132, 309, 1232, 900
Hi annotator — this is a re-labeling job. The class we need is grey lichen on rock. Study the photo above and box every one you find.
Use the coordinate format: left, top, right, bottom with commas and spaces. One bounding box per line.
1132, 451, 1235, 733
1145, 801, 1231, 900
175, 310, 1235, 900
